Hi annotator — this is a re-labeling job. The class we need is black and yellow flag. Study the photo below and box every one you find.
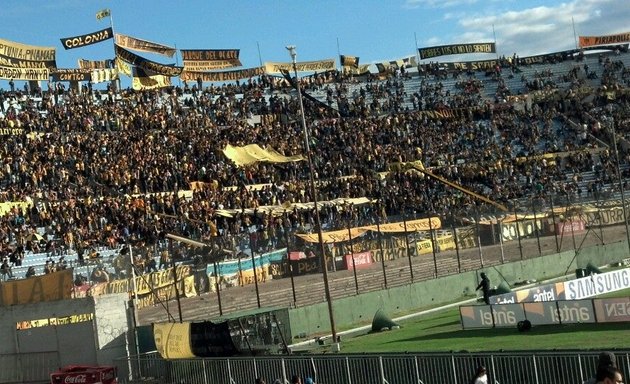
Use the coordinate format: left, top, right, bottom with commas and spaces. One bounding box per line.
340, 55, 359, 68
96, 8, 110, 20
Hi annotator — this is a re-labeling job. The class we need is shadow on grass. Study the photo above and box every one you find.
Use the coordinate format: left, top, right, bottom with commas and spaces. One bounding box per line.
393, 322, 630, 344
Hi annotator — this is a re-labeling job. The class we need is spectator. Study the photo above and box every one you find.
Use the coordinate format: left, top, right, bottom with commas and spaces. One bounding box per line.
584, 352, 617, 384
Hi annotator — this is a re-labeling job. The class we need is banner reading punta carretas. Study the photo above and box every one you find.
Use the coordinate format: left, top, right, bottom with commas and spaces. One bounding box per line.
60, 27, 113, 50
419, 42, 496, 60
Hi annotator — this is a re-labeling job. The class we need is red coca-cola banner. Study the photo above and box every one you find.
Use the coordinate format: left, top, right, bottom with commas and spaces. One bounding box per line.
344, 251, 373, 270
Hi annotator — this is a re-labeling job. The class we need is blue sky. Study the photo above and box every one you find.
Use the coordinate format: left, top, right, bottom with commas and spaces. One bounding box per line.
1, 0, 629, 88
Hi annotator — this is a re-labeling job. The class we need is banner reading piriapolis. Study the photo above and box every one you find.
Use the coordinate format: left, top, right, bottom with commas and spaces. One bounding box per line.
181, 66, 265, 82
419, 42, 496, 60
115, 44, 183, 77
0, 65, 49, 81
182, 59, 242, 71
115, 33, 176, 57
579, 32, 630, 48
264, 59, 336, 74
60, 27, 113, 50
180, 49, 240, 61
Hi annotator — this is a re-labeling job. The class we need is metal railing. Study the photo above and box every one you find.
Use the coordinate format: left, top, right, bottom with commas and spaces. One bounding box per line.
0, 351, 59, 384
115, 350, 630, 384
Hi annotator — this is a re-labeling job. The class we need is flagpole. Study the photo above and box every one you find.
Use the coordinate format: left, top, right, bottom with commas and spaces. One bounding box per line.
105, 10, 120, 92
414, 32, 420, 65
175, 43, 182, 87
336, 37, 341, 72
256, 41, 263, 68
572, 16, 579, 50
492, 24, 499, 60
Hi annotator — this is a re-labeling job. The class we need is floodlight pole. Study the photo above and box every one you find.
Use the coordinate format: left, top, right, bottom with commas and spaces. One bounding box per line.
287, 45, 338, 345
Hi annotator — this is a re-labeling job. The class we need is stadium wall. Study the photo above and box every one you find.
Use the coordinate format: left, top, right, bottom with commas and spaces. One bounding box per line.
288, 239, 628, 338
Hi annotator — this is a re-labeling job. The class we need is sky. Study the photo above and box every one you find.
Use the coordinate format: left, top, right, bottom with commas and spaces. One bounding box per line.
1, 0, 629, 89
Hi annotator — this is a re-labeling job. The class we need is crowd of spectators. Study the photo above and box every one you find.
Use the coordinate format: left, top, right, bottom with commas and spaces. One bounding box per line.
0, 47, 629, 277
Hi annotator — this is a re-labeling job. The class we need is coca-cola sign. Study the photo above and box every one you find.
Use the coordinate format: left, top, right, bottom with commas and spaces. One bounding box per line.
64, 374, 87, 384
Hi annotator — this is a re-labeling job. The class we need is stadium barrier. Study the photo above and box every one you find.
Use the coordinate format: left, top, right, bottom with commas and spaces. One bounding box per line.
114, 350, 630, 384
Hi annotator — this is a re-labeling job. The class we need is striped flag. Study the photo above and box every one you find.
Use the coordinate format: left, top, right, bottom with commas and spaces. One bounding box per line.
96, 8, 111, 20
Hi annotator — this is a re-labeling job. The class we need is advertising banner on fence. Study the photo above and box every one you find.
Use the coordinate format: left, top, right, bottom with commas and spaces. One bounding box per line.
490, 281, 565, 304
593, 297, 630, 322
419, 42, 496, 60
60, 27, 113, 50
564, 268, 630, 300
344, 251, 373, 270
459, 303, 526, 329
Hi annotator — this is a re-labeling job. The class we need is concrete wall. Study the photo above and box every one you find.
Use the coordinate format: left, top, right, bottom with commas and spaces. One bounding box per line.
288, 239, 629, 338
93, 293, 134, 366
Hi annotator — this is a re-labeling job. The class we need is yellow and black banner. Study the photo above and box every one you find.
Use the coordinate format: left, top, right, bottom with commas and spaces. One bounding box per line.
154, 323, 195, 359
419, 42, 496, 60
343, 64, 371, 76
78, 58, 112, 70
264, 59, 336, 74
181, 66, 265, 82
441, 59, 498, 71
180, 49, 239, 61
579, 32, 630, 48
0, 65, 49, 81
60, 27, 113, 50
115, 57, 132, 77
340, 55, 359, 68
132, 67, 171, 90
0, 38, 56, 63
115, 33, 176, 58
0, 269, 73, 306
115, 44, 182, 77
50, 68, 91, 82
0, 53, 54, 69
182, 59, 242, 71
91, 68, 119, 83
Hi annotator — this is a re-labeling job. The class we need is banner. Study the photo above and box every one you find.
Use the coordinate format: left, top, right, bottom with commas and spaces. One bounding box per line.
96, 8, 111, 20
181, 66, 264, 82
60, 27, 113, 50
579, 32, 630, 48
297, 228, 368, 244
115, 57, 132, 77
362, 217, 442, 233
154, 322, 195, 359
115, 33, 176, 57
91, 68, 119, 84
344, 251, 373, 270
180, 49, 239, 61
340, 55, 359, 68
564, 268, 630, 300
115, 44, 182, 77
593, 297, 630, 323
78, 58, 112, 70
442, 59, 499, 71
222, 144, 304, 166
182, 59, 242, 71
264, 59, 336, 74
490, 282, 566, 304
0, 65, 49, 81
132, 67, 171, 90
343, 64, 371, 76
0, 53, 54, 69
50, 68, 91, 82
0, 38, 56, 63
419, 42, 496, 60
0, 269, 73, 306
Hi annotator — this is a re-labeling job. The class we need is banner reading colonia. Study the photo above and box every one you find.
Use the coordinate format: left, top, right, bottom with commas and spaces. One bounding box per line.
579, 32, 630, 48
419, 42, 496, 60
115, 44, 183, 77
60, 27, 113, 50
115, 33, 176, 57
264, 59, 336, 74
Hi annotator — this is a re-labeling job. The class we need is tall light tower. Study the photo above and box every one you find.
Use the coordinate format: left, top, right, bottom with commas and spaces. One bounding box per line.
286, 45, 338, 346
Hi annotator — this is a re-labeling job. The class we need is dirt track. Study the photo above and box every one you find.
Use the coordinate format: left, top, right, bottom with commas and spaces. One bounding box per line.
138, 224, 630, 325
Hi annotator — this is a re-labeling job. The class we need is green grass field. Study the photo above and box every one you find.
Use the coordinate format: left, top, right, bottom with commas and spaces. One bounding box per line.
332, 289, 630, 354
